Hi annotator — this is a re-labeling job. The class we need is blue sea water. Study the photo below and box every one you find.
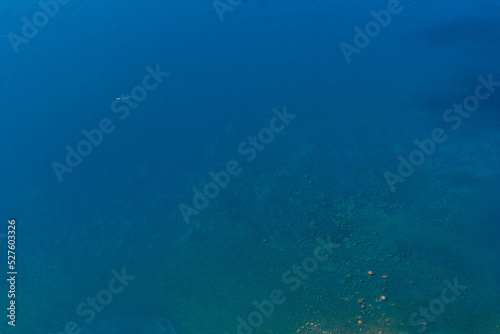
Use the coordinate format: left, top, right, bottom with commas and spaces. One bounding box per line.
81, 316, 176, 334
1, 0, 499, 333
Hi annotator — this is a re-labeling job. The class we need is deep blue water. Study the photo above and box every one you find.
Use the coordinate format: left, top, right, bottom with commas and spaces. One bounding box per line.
1, 1, 499, 333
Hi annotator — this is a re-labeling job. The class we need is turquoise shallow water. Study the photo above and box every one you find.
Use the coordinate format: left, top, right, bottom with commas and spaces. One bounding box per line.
1, 0, 499, 333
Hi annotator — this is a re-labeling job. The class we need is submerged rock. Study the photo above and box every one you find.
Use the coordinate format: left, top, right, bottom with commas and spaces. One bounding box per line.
81, 315, 177, 334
